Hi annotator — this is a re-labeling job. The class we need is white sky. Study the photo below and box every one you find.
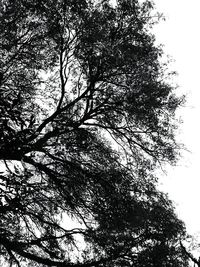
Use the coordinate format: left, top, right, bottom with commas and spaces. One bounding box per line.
153, 0, 200, 236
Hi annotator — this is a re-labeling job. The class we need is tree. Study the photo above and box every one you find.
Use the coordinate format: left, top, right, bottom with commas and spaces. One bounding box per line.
0, 0, 188, 266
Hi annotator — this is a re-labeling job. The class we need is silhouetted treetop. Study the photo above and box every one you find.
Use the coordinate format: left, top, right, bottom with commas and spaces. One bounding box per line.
0, 0, 188, 266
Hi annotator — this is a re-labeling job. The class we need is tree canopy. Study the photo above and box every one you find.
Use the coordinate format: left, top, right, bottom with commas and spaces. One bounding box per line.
0, 0, 188, 266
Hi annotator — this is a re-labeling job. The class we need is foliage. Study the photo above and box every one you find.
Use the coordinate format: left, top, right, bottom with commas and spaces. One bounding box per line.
0, 0, 188, 266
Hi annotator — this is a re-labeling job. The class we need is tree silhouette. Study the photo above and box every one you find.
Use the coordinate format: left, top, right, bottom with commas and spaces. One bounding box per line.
0, 0, 188, 266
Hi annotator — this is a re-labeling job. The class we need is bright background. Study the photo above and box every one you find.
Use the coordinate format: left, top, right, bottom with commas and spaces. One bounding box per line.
153, 0, 200, 236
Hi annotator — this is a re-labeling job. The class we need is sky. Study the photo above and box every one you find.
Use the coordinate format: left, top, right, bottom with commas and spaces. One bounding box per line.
152, 0, 200, 236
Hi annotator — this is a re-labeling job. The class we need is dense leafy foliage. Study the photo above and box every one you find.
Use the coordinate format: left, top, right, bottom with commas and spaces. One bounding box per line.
0, 0, 188, 266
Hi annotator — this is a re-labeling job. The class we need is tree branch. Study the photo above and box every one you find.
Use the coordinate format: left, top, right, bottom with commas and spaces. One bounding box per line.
180, 241, 199, 266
